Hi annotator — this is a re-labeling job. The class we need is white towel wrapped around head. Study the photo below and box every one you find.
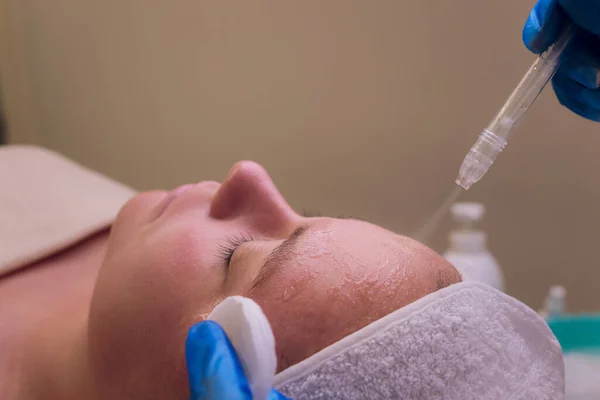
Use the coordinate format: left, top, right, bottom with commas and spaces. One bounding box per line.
216, 282, 564, 400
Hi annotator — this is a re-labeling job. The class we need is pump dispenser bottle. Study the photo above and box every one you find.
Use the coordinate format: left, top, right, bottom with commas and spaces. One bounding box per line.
442, 203, 504, 291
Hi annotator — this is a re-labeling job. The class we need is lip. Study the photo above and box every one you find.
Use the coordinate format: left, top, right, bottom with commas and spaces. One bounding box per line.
156, 184, 195, 218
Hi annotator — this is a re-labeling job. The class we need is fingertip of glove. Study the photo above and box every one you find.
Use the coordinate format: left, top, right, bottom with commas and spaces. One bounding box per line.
523, 10, 546, 53
523, 0, 567, 54
186, 321, 228, 360
187, 321, 223, 341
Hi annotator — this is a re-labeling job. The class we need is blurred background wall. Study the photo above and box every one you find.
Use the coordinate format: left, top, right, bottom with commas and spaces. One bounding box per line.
1, 0, 598, 311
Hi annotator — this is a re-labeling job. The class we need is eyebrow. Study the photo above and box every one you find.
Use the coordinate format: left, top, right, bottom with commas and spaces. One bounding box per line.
249, 224, 310, 291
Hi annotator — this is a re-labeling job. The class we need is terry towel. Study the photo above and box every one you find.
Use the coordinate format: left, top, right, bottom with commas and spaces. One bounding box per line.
217, 282, 564, 399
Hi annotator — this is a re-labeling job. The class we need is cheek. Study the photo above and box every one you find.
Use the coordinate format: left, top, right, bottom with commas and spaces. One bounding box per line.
102, 225, 221, 319
88, 224, 225, 396
248, 255, 358, 370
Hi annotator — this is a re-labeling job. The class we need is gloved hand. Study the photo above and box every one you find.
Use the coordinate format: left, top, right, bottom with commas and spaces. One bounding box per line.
523, 0, 600, 121
186, 320, 289, 400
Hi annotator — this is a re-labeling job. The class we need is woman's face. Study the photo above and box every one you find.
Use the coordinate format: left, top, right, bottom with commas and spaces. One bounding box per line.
88, 161, 459, 399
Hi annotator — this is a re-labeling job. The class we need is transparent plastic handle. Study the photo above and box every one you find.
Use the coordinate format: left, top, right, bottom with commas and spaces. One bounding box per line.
456, 23, 575, 190
488, 23, 575, 140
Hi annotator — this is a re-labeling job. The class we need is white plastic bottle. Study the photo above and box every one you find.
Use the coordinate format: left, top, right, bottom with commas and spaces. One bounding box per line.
442, 202, 504, 291
538, 285, 566, 319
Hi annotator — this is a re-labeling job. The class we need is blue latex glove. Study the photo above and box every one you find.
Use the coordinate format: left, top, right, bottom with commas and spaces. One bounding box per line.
185, 321, 289, 400
523, 0, 600, 121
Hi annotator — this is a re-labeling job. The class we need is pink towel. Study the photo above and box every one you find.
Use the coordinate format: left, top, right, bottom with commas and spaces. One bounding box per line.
0, 145, 136, 277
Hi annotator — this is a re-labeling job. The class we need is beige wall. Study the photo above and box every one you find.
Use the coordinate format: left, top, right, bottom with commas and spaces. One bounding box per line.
2, 0, 599, 311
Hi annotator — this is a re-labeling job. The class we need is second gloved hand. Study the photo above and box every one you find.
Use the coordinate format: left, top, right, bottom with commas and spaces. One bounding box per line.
523, 0, 600, 121
186, 321, 288, 400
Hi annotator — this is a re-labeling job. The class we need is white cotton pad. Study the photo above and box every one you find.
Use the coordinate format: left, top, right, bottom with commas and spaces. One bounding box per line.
208, 296, 277, 400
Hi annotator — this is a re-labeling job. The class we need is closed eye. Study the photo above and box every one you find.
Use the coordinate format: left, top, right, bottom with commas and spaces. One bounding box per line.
249, 225, 310, 291
217, 233, 254, 266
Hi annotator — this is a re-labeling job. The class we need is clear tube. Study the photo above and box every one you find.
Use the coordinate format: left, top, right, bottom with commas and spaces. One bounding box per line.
456, 23, 575, 190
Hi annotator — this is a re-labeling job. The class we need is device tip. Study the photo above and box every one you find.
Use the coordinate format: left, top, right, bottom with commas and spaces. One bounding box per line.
455, 177, 472, 190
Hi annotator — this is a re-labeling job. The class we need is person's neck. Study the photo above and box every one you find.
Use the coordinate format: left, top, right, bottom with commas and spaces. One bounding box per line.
2, 231, 111, 400
17, 304, 100, 400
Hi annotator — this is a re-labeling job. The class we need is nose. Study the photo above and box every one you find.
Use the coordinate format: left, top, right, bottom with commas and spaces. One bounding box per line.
210, 161, 299, 235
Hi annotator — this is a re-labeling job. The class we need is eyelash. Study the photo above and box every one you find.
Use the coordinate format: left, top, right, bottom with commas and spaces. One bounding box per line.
217, 233, 254, 265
